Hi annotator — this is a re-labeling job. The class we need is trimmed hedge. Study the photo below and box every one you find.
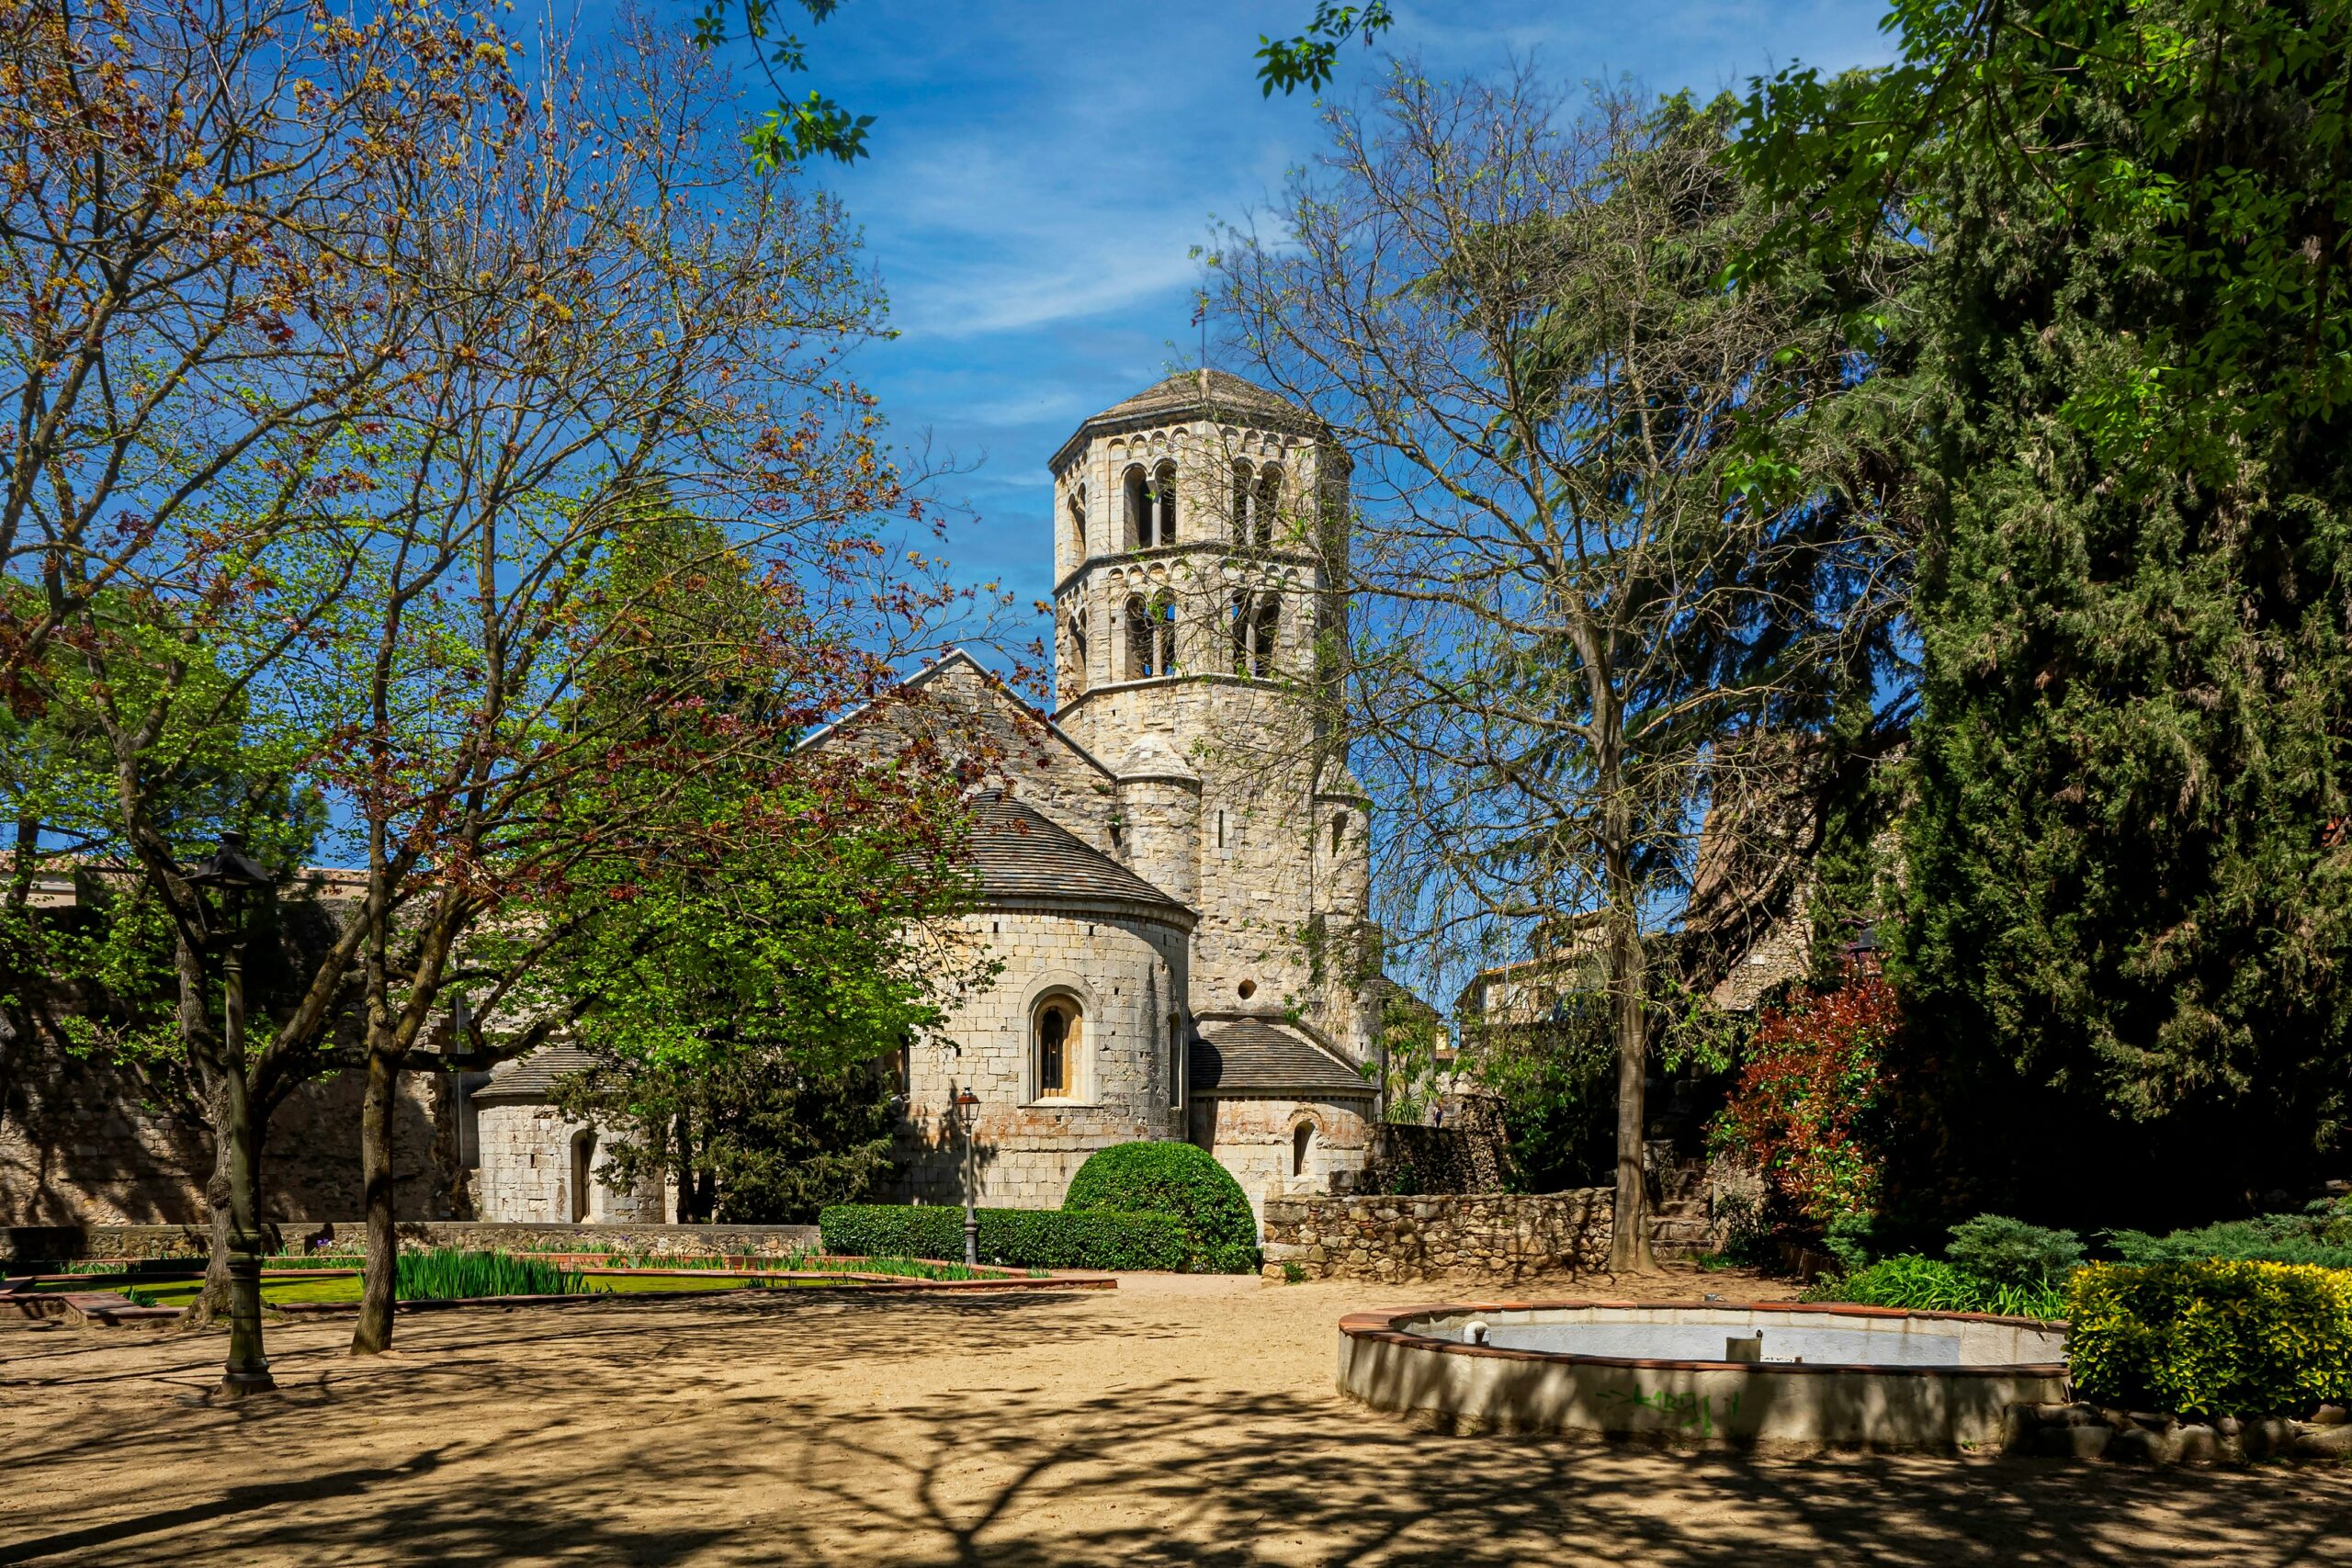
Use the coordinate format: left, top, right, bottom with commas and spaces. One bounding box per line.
819, 1205, 1191, 1272
2066, 1260, 2352, 1417
1063, 1140, 1258, 1265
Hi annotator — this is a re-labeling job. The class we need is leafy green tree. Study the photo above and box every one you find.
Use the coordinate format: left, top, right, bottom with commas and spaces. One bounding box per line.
1740, 0, 2352, 1220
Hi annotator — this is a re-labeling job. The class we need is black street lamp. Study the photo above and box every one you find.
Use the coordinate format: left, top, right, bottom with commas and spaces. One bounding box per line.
954, 1088, 980, 1268
184, 829, 277, 1400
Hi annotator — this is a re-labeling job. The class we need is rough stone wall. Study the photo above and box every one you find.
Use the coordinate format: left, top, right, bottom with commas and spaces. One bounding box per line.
1062, 680, 1371, 1062
470, 1103, 665, 1224
1262, 1190, 1615, 1282
1193, 1093, 1373, 1225
889, 907, 1186, 1210
0, 1045, 455, 1226
1260, 1187, 1727, 1283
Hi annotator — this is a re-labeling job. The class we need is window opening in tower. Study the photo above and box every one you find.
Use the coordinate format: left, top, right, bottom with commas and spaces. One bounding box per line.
1253, 465, 1283, 548
1124, 465, 1151, 548
1154, 459, 1178, 543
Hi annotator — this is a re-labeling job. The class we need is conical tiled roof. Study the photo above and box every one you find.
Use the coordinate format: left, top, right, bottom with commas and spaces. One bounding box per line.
1189, 1019, 1371, 1097
963, 791, 1190, 919
473, 1041, 597, 1105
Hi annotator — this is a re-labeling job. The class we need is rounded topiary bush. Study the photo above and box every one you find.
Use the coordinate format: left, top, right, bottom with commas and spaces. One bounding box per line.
1063, 1141, 1257, 1264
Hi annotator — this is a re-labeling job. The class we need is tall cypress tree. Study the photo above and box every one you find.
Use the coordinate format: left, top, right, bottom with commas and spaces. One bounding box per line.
1745, 1, 2352, 1223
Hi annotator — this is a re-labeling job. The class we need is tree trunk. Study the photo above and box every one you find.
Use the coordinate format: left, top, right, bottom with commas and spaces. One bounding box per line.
1607, 917, 1657, 1273
350, 1046, 400, 1353
178, 1097, 236, 1331
1602, 748, 1657, 1275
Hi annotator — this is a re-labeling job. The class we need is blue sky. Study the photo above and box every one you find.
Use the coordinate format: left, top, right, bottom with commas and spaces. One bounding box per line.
753, 1, 1898, 651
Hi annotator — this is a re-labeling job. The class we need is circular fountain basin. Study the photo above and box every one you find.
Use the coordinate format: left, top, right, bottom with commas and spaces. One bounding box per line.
1338, 1300, 2068, 1452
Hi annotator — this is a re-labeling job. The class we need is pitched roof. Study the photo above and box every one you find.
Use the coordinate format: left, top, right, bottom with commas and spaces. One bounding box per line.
963, 791, 1190, 920
1189, 1019, 1372, 1098
473, 1041, 596, 1105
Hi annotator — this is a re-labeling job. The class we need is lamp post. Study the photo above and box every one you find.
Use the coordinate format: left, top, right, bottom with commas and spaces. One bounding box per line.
185, 829, 277, 1400
954, 1088, 980, 1268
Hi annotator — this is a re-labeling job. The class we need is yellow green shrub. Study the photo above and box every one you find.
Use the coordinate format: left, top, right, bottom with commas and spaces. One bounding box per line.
2065, 1259, 2352, 1416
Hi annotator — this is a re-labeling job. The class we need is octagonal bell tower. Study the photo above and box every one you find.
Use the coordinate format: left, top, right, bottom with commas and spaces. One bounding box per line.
1047, 369, 1375, 1067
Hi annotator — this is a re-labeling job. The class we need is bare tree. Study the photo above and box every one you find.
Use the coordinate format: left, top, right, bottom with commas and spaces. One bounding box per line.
1216, 70, 1897, 1269
300, 17, 972, 1355
0, 0, 527, 1376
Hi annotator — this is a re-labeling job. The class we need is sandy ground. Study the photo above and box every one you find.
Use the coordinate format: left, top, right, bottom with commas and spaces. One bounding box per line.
3, 1269, 2347, 1566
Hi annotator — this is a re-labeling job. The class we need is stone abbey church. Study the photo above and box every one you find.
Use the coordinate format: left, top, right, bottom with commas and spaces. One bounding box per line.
482, 370, 1384, 1223
0, 372, 1384, 1234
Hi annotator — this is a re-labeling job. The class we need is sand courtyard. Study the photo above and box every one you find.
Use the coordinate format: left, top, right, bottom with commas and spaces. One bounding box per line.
4, 1270, 2347, 1566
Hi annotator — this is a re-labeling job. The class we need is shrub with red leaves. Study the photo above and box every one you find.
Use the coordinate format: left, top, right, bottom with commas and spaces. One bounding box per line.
1711, 969, 1900, 1224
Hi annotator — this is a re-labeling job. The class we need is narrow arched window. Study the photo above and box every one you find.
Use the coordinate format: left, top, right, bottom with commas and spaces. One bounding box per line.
1292, 1122, 1313, 1178
1252, 594, 1280, 677
1069, 484, 1087, 556
1154, 459, 1178, 543
1150, 589, 1178, 675
1124, 465, 1151, 549
1230, 460, 1252, 542
1252, 465, 1283, 548
1035, 997, 1080, 1100
569, 1128, 597, 1222
1125, 592, 1152, 680
1069, 606, 1090, 694
1229, 590, 1253, 674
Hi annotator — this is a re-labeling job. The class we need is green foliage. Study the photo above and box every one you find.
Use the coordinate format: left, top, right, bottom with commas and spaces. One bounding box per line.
1944, 1213, 2084, 1289
2107, 1199, 2352, 1272
1062, 1141, 1258, 1265
1742, 0, 2352, 1214
2065, 1260, 2352, 1417
391, 1249, 584, 1301
1255, 2, 1393, 96
1803, 1255, 2066, 1320
817, 1205, 1207, 1273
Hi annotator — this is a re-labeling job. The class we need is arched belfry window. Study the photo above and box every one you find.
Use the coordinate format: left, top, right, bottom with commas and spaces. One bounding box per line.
1230, 592, 1280, 678
1149, 589, 1178, 675
1252, 465, 1283, 548
1067, 605, 1090, 696
1230, 460, 1252, 541
1035, 996, 1080, 1100
1124, 465, 1151, 549
1154, 459, 1179, 543
1069, 483, 1087, 556
1125, 592, 1151, 680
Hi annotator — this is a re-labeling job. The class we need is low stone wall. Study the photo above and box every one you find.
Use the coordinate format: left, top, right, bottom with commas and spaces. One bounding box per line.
4, 1220, 820, 1266
2005, 1401, 2352, 1464
1261, 1186, 1731, 1282
1261, 1191, 1615, 1282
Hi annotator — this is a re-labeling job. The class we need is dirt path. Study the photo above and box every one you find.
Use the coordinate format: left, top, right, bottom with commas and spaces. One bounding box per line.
3, 1269, 2345, 1565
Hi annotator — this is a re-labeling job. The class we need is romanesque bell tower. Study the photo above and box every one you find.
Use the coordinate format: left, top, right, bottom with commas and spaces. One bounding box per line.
1046, 370, 1376, 1069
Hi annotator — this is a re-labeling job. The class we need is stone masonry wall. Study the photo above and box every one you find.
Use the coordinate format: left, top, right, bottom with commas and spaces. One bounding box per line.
1260, 1188, 1724, 1283
890, 906, 1185, 1210
2, 1044, 454, 1226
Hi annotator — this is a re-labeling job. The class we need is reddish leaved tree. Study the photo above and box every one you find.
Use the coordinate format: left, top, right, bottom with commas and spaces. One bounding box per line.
1712, 966, 1899, 1224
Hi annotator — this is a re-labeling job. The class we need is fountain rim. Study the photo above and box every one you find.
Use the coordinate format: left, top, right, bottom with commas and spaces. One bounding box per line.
1340, 1298, 2070, 1379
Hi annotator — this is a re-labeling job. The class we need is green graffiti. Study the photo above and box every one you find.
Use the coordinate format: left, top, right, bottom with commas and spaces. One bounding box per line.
1600, 1386, 1741, 1437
